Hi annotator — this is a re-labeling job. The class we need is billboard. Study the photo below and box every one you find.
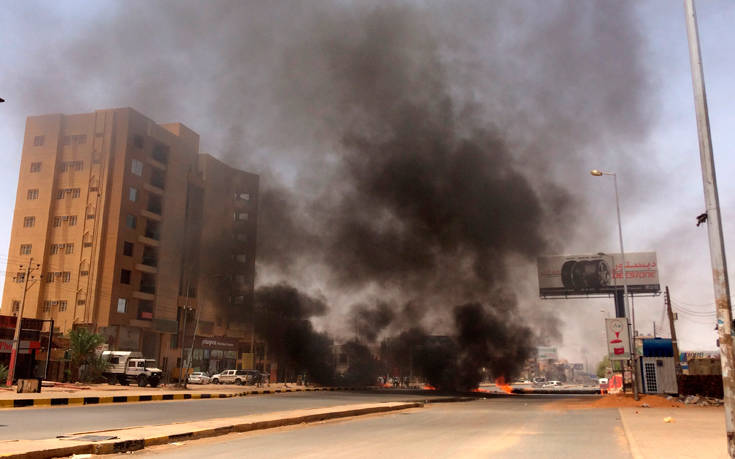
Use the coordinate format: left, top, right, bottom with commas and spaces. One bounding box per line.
537, 252, 659, 297
605, 318, 631, 360
537, 346, 558, 361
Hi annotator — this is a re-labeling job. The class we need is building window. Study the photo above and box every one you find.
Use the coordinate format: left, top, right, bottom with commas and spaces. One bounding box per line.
235, 192, 250, 201
30, 162, 41, 173
72, 134, 87, 144
123, 241, 134, 256
58, 300, 67, 312
138, 300, 154, 320
51, 243, 74, 255
126, 214, 136, 229
129, 187, 137, 202
42, 301, 51, 313
15, 272, 25, 283
131, 159, 143, 176
234, 212, 248, 221
56, 188, 81, 199
133, 135, 144, 149
77, 299, 86, 306
83, 242, 92, 248
46, 272, 71, 283
54, 215, 77, 227
12, 301, 20, 313
27, 189, 39, 200
152, 144, 169, 164
120, 269, 131, 284
87, 214, 95, 220
60, 160, 83, 172
80, 271, 89, 277
23, 216, 35, 228
19, 244, 32, 255
117, 298, 127, 313
33, 135, 44, 146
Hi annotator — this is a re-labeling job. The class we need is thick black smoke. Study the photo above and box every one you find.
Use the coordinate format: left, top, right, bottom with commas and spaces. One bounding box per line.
254, 284, 334, 384
4, 1, 655, 386
350, 302, 395, 343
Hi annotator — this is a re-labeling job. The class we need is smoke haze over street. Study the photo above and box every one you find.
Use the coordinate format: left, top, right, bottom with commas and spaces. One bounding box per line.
2, 0, 735, 370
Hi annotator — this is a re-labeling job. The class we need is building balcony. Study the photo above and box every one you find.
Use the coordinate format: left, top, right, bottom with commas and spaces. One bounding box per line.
132, 291, 155, 301
137, 235, 160, 247
146, 156, 167, 171
144, 183, 164, 195
141, 209, 162, 222
135, 263, 158, 274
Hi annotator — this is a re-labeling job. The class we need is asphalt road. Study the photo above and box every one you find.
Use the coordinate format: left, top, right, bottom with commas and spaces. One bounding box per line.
124, 395, 632, 459
0, 391, 448, 441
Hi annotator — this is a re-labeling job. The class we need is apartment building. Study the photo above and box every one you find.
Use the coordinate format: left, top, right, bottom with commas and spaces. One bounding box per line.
1, 108, 258, 375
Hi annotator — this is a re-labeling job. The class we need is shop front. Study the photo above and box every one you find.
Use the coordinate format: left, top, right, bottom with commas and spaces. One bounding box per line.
190, 336, 239, 374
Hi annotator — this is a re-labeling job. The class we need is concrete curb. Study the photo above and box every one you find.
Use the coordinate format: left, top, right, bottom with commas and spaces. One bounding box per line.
0, 386, 369, 409
617, 407, 644, 459
0, 401, 426, 459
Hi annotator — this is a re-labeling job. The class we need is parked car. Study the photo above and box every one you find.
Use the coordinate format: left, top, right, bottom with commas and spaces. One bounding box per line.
188, 372, 211, 385
211, 369, 253, 385
543, 380, 563, 387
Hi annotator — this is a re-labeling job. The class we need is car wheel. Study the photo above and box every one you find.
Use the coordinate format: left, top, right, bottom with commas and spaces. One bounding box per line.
119, 376, 129, 386
236, 379, 243, 385
107, 375, 117, 385
213, 379, 219, 384
138, 375, 148, 387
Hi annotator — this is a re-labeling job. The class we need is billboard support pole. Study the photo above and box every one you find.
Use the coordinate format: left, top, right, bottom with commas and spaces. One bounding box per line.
614, 290, 625, 318
684, 1, 735, 454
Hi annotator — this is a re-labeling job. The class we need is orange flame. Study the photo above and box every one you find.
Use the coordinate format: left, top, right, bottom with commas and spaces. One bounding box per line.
495, 376, 513, 395
422, 384, 437, 391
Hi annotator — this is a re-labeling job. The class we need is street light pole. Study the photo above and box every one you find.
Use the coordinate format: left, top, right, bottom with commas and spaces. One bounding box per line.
684, 1, 735, 455
591, 169, 639, 401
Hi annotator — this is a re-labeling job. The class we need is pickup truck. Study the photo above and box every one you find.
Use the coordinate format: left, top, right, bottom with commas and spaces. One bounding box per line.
102, 351, 163, 387
211, 369, 254, 385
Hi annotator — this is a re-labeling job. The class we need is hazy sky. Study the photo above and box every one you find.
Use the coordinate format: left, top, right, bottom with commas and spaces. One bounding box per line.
0, 0, 733, 367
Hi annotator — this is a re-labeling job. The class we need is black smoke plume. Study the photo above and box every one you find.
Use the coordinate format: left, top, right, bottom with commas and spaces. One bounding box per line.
254, 284, 334, 385
4, 1, 654, 386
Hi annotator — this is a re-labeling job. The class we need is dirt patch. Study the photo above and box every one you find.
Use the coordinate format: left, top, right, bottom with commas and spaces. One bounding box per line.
543, 394, 688, 411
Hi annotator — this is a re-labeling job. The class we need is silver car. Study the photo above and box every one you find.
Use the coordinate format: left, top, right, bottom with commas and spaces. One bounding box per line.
188, 372, 211, 385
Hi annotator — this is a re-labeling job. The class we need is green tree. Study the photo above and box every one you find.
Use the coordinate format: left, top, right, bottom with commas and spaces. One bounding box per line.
68, 328, 108, 382
596, 355, 610, 378
0, 363, 8, 385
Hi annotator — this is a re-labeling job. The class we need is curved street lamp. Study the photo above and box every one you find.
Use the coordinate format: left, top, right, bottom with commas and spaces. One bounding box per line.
590, 169, 639, 401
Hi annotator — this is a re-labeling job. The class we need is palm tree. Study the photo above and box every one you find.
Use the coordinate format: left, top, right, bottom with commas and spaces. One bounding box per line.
68, 328, 107, 382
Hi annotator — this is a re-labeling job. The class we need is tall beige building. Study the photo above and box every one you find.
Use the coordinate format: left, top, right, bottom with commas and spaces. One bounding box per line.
1, 108, 258, 375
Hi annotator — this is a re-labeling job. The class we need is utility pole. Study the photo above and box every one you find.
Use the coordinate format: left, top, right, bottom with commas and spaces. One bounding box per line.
6, 259, 34, 386
178, 278, 190, 387
665, 286, 682, 376
684, 1, 735, 455
182, 303, 202, 389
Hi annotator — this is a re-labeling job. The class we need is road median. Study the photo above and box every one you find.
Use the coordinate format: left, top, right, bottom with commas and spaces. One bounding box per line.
0, 401, 426, 458
0, 385, 364, 409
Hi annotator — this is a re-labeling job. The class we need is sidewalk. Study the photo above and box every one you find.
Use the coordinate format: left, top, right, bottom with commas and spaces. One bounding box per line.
0, 401, 425, 458
619, 406, 727, 459
0, 382, 344, 408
